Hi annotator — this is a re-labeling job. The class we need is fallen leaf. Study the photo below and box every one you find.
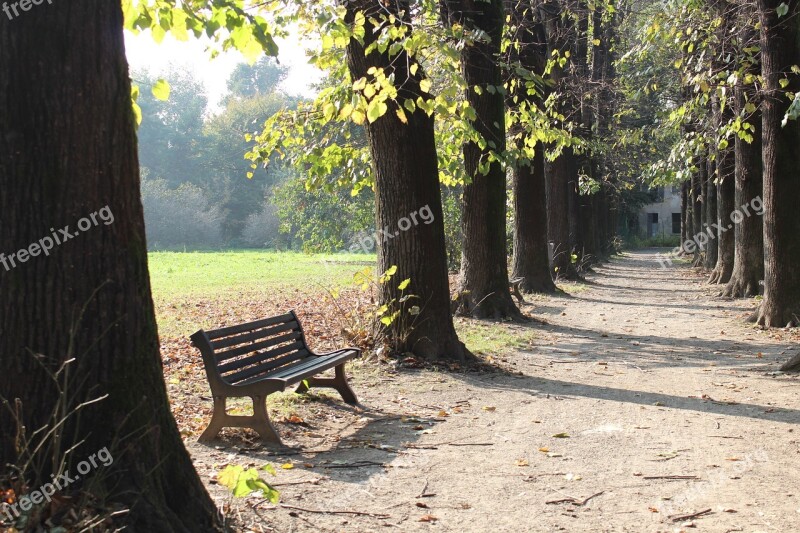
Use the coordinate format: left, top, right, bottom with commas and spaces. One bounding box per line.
552, 433, 570, 438
648, 507, 659, 513
419, 514, 438, 522
482, 406, 496, 412
281, 463, 294, 470
539, 447, 550, 453
416, 502, 429, 509
515, 459, 530, 467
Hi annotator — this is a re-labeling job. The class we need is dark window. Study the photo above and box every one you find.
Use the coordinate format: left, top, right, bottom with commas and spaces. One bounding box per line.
647, 213, 659, 237
672, 213, 681, 234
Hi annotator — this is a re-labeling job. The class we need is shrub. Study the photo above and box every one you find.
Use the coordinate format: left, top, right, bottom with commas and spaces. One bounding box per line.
141, 178, 223, 249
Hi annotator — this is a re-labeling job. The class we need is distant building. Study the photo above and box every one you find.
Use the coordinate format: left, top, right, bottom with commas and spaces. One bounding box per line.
638, 186, 682, 238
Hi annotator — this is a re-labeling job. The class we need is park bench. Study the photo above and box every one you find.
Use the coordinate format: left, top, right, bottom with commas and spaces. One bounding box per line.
190, 311, 360, 445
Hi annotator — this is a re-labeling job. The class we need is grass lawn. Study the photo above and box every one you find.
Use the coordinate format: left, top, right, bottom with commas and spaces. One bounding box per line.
149, 250, 538, 355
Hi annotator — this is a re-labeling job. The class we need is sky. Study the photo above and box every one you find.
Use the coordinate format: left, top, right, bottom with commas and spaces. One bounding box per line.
124, 30, 323, 113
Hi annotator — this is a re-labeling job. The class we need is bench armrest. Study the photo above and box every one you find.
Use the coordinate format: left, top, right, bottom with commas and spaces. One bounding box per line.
309, 347, 362, 358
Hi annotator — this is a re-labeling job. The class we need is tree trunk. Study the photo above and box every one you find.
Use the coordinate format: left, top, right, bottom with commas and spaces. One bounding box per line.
691, 159, 704, 265
723, 74, 764, 297
752, 0, 800, 327
709, 143, 736, 283
681, 181, 689, 251
507, 0, 557, 294
704, 157, 718, 270
512, 151, 557, 293
546, 152, 579, 277
0, 4, 221, 531
344, 0, 470, 358
443, 0, 523, 319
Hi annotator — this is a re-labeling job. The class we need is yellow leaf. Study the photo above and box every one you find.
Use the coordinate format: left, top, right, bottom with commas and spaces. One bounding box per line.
396, 108, 408, 124
281, 463, 294, 470
539, 447, 549, 453
515, 459, 530, 467
419, 79, 432, 93
482, 406, 496, 412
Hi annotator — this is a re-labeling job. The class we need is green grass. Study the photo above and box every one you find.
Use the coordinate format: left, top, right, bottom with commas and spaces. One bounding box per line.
149, 250, 376, 298
454, 319, 538, 356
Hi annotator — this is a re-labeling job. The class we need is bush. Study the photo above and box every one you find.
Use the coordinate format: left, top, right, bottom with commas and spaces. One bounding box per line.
241, 204, 281, 248
141, 178, 223, 249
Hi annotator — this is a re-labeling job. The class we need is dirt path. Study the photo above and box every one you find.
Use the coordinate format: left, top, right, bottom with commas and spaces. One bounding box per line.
200, 250, 800, 532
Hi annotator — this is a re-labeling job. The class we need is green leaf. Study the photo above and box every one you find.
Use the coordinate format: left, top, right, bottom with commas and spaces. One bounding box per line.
367, 100, 388, 123
419, 79, 432, 93
777, 2, 789, 17
398, 278, 411, 291
152, 79, 171, 101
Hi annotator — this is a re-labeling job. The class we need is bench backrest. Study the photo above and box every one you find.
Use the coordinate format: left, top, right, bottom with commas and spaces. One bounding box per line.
191, 311, 311, 389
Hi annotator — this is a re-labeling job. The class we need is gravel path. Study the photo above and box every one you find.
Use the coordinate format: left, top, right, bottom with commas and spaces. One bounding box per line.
209, 250, 800, 532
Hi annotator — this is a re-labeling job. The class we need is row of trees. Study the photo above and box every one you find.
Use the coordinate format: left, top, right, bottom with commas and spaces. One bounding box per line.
247, 0, 628, 358
620, 0, 799, 327
2, 0, 797, 530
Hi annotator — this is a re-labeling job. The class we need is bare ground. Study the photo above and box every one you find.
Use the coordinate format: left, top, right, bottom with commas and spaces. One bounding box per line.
185, 250, 800, 533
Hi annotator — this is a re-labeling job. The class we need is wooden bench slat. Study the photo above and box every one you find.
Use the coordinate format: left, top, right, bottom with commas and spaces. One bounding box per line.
210, 320, 300, 350
217, 340, 306, 374
215, 331, 303, 362
225, 350, 312, 385
205, 313, 295, 341
222, 348, 310, 383
237, 350, 357, 387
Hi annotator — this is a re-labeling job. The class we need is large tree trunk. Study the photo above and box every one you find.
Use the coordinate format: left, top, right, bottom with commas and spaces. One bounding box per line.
0, 4, 221, 531
344, 0, 470, 359
752, 0, 800, 326
709, 143, 736, 284
512, 151, 557, 293
540, 0, 580, 279
443, 0, 522, 319
508, 0, 557, 294
723, 59, 764, 297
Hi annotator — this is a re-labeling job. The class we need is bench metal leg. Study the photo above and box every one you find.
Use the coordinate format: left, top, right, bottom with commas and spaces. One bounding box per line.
199, 396, 228, 443
198, 395, 283, 446
295, 364, 359, 405
250, 395, 282, 445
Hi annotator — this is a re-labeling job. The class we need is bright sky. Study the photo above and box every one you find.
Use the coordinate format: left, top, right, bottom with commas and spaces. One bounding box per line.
124, 31, 323, 112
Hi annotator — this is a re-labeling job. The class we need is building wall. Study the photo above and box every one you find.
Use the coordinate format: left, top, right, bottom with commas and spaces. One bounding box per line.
638, 186, 682, 237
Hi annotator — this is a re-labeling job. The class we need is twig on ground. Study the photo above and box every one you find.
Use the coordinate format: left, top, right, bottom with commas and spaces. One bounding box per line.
275, 503, 390, 519
546, 491, 604, 506
668, 508, 713, 522
322, 460, 385, 469
643, 475, 699, 481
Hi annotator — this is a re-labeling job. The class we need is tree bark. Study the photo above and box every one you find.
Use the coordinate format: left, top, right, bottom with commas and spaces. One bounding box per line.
540, 0, 580, 279
691, 159, 704, 265
508, 0, 557, 293
442, 0, 523, 319
704, 157, 718, 270
512, 151, 557, 293
0, 4, 221, 531
723, 68, 764, 297
709, 143, 736, 284
752, 0, 800, 327
681, 181, 689, 251
344, 0, 471, 358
